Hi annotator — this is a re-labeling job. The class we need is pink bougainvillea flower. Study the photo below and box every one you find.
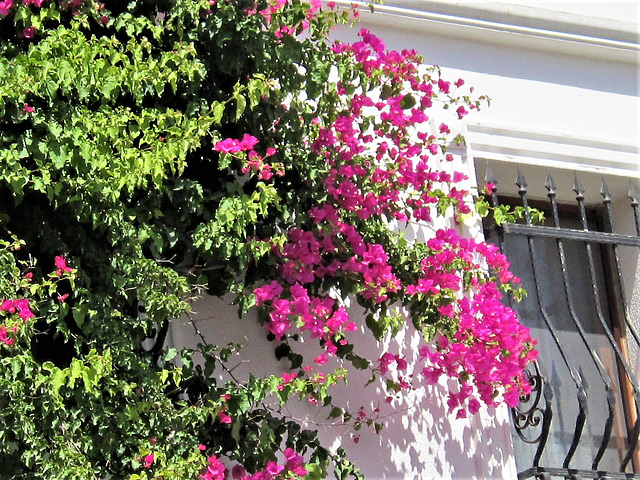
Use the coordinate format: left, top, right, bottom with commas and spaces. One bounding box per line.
200, 455, 226, 480
55, 255, 73, 275
57, 293, 69, 303
143, 454, 154, 468
217, 410, 232, 424
0, 0, 14, 16
239, 134, 259, 150
456, 106, 469, 119
1, 300, 16, 313
313, 353, 328, 365
437, 78, 451, 94
21, 27, 35, 39
0, 326, 15, 347
22, 103, 34, 113
254, 281, 284, 306
213, 138, 242, 154
213, 135, 259, 155
15, 299, 34, 321
265, 461, 284, 476
281, 371, 298, 384
23, 0, 45, 6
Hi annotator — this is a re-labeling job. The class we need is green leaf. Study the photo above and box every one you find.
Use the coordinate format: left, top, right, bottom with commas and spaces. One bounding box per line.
235, 95, 246, 121
304, 464, 324, 480
328, 407, 343, 419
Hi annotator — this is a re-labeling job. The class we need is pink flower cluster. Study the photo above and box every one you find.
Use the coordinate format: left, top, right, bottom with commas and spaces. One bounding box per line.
405, 229, 538, 416
214, 393, 233, 424
143, 454, 154, 469
213, 134, 259, 154
0, 298, 35, 347
246, 0, 322, 38
377, 352, 411, 397
200, 450, 307, 480
313, 30, 473, 224
0, 257, 73, 348
0, 0, 87, 19
378, 352, 407, 375
231, 448, 308, 480
1, 298, 35, 321
200, 455, 226, 480
254, 203, 404, 353
213, 136, 283, 181
244, 23, 536, 419
243, 149, 283, 181
255, 279, 356, 353
55, 255, 73, 276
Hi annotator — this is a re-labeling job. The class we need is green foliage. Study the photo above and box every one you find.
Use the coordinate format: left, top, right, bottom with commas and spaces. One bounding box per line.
475, 198, 545, 226
0, 1, 367, 478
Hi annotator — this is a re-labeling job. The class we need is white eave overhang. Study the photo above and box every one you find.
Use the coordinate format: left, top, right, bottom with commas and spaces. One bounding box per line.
465, 122, 640, 180
335, 0, 640, 64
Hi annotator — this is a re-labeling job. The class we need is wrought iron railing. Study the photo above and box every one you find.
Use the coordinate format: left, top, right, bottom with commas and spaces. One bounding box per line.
483, 166, 640, 480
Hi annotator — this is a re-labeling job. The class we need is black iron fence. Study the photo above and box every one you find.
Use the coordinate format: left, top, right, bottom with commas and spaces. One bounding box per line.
483, 166, 640, 480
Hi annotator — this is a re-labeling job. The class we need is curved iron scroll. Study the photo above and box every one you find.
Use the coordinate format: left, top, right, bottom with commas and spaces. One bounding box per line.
512, 361, 546, 444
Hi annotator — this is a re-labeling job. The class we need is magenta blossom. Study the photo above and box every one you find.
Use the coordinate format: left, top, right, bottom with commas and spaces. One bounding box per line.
0, 0, 13, 15
21, 27, 35, 39
200, 455, 226, 480
55, 255, 73, 276
143, 454, 154, 468
217, 410, 232, 424
213, 134, 259, 154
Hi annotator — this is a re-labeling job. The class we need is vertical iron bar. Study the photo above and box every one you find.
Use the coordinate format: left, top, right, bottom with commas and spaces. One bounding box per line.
485, 166, 519, 307
546, 173, 616, 470
485, 163, 500, 212
517, 168, 588, 470
486, 165, 552, 468
533, 383, 555, 469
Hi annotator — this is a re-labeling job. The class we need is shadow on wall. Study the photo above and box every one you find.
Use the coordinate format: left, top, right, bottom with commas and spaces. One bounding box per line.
169, 294, 517, 480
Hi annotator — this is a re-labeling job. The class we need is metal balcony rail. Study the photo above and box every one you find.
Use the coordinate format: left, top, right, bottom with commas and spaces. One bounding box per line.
483, 166, 640, 480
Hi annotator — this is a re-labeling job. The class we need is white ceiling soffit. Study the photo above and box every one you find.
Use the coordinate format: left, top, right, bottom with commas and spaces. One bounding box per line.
337, 0, 640, 64
465, 122, 640, 179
